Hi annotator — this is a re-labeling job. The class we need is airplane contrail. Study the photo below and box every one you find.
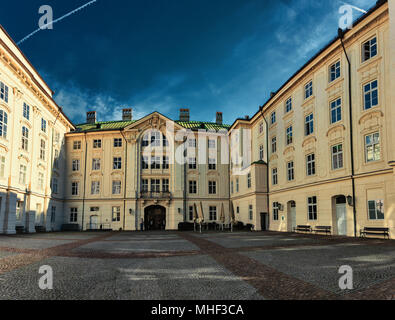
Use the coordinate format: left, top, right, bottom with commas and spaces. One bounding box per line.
17, 0, 98, 45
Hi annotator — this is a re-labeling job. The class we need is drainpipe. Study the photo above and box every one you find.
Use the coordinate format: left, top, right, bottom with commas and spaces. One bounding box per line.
259, 106, 270, 230
121, 130, 128, 231
81, 132, 88, 231
339, 28, 357, 237
183, 136, 188, 222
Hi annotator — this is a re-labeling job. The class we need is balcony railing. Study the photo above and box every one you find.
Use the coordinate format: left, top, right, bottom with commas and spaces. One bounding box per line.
140, 191, 172, 199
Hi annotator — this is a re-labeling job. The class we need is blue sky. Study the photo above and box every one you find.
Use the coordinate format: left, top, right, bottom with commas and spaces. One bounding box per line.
0, 0, 376, 125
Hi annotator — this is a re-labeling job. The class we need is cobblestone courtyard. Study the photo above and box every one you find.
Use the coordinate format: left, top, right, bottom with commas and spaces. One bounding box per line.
0, 231, 394, 300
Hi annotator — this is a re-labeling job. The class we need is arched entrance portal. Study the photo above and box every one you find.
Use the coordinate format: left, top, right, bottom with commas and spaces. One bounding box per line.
144, 205, 166, 230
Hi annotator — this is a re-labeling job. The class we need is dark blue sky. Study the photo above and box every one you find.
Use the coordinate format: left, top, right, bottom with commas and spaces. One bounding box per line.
0, 0, 375, 124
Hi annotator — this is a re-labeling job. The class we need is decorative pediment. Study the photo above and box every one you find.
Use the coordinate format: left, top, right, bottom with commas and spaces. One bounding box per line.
359, 109, 383, 125
124, 112, 184, 132
302, 136, 317, 148
269, 154, 278, 161
18, 153, 30, 163
326, 124, 346, 142
0, 101, 12, 113
358, 56, 381, 81
283, 145, 295, 156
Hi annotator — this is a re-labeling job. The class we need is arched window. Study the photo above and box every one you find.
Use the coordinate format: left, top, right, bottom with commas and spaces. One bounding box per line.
0, 110, 8, 138
142, 130, 168, 148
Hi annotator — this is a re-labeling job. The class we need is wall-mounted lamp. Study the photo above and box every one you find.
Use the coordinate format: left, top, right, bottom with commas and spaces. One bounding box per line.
278, 203, 284, 211
129, 209, 133, 215
178, 208, 182, 214
346, 195, 353, 207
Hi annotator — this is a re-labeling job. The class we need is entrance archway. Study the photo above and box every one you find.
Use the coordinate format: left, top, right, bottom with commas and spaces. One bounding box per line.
144, 205, 166, 230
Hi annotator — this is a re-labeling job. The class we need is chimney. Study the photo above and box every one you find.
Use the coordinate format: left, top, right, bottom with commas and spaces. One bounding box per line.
179, 108, 190, 122
244, 115, 250, 120
216, 112, 223, 125
122, 108, 133, 121
87, 111, 97, 124
270, 92, 276, 98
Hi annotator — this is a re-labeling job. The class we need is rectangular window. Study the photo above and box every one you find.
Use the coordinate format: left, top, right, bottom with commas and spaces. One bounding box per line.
93, 139, 102, 148
259, 122, 264, 134
285, 97, 292, 113
208, 158, 216, 170
112, 181, 121, 194
247, 173, 251, 188
273, 202, 279, 221
368, 200, 384, 220
40, 139, 46, 160
362, 37, 377, 62
209, 206, 217, 221
73, 141, 81, 150
305, 113, 314, 136
38, 172, 44, 190
236, 206, 240, 214
259, 145, 264, 161
72, 159, 80, 172
151, 156, 160, 169
189, 138, 196, 148
54, 150, 60, 169
330, 98, 342, 124
114, 138, 122, 147
0, 109, 8, 138
90, 182, 100, 197
236, 178, 239, 192
71, 182, 79, 195
16, 201, 23, 221
41, 118, 47, 133
91, 181, 100, 195
112, 206, 121, 222
329, 61, 341, 82
163, 135, 169, 147
162, 179, 169, 192
70, 208, 78, 223
231, 181, 234, 194
208, 139, 216, 149
113, 157, 122, 170
151, 179, 160, 193
163, 156, 169, 169
92, 158, 101, 171
332, 144, 343, 169
365, 132, 380, 162
55, 131, 60, 144
272, 168, 278, 185
249, 205, 253, 220
19, 165, 27, 184
189, 206, 194, 221
189, 180, 197, 194
305, 81, 313, 99
0, 156, 5, 178
364, 80, 378, 110
23, 102, 30, 120
208, 181, 217, 194
142, 156, 149, 169
270, 112, 276, 125
151, 132, 161, 147
51, 178, 58, 194
271, 137, 277, 154
22, 126, 29, 151
286, 126, 293, 145
308, 196, 317, 220
287, 161, 294, 181
51, 206, 56, 223
0, 81, 9, 103
141, 179, 149, 192
188, 157, 197, 170
306, 153, 316, 176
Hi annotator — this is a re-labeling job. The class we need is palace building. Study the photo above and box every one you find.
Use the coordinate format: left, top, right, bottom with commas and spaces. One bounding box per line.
0, 0, 394, 238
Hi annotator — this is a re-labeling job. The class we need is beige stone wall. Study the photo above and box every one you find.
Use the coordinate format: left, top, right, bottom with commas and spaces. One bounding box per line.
0, 27, 73, 234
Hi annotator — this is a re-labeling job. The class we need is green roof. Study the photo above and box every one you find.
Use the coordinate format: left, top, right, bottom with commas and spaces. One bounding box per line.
73, 119, 230, 133
74, 120, 136, 133
175, 121, 230, 131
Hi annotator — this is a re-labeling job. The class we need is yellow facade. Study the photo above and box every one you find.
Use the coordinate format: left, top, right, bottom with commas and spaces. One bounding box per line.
0, 1, 393, 238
